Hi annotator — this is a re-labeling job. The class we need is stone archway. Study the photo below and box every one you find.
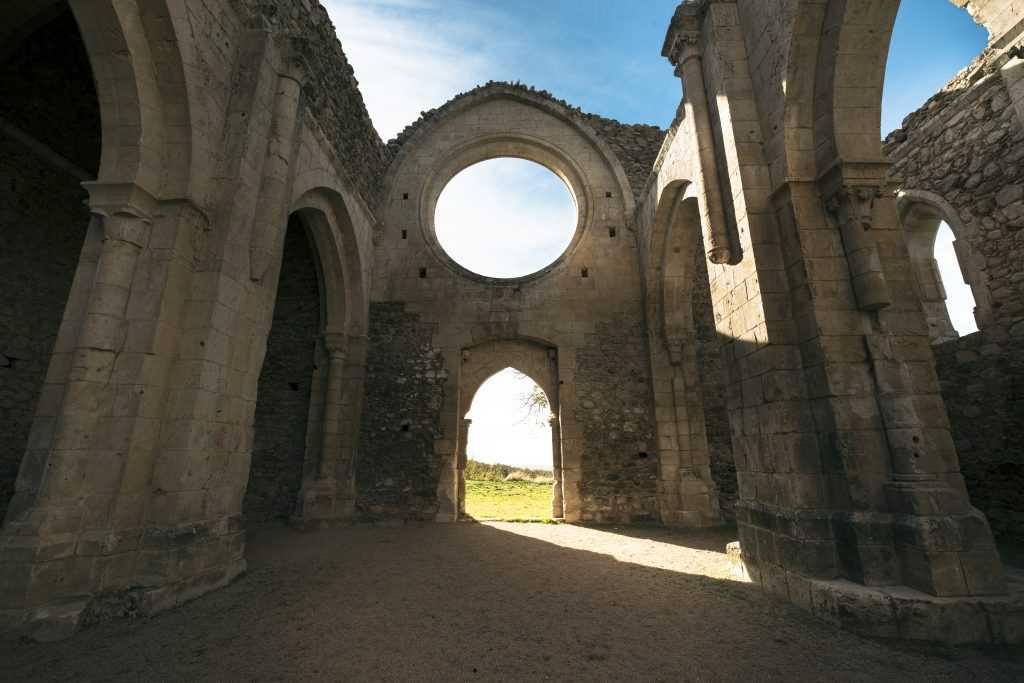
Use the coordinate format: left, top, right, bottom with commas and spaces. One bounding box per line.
245, 216, 323, 524
456, 340, 563, 518
643, 181, 727, 527
897, 189, 993, 341
244, 187, 368, 528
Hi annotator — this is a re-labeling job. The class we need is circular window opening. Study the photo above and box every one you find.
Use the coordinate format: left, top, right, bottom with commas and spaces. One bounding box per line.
435, 158, 578, 279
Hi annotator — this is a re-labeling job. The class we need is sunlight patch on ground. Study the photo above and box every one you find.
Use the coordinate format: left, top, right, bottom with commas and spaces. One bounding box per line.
480, 521, 749, 583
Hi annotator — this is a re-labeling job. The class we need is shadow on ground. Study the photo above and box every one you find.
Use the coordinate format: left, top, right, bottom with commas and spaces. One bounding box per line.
3, 522, 1024, 681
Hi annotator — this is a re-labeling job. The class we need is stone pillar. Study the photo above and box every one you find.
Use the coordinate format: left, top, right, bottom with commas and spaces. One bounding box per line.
666, 338, 719, 527
295, 333, 346, 526
250, 42, 306, 283
549, 414, 564, 518
676, 30, 732, 265
654, 0, 1018, 642
820, 168, 1007, 597
457, 418, 471, 517
334, 333, 368, 516
0, 182, 165, 638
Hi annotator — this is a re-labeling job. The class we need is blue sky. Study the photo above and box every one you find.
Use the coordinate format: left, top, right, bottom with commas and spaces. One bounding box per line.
328, 0, 987, 140
327, 0, 987, 468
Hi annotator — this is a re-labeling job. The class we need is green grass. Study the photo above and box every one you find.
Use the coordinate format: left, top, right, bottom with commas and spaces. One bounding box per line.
465, 479, 554, 520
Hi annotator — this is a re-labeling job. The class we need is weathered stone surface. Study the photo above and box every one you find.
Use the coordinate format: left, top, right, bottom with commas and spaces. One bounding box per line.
933, 333, 1024, 543
0, 0, 1020, 648
245, 220, 321, 523
576, 319, 658, 523
385, 81, 666, 204
357, 303, 446, 521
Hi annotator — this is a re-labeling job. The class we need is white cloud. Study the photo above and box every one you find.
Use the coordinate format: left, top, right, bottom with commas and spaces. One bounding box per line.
324, 0, 511, 140
435, 158, 577, 278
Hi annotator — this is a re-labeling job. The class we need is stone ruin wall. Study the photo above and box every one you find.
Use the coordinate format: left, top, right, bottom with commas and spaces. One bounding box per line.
364, 84, 670, 523
357, 302, 446, 520
228, 0, 387, 205
885, 45, 1024, 543
4, 0, 1018, 542
0, 12, 100, 516
575, 318, 658, 522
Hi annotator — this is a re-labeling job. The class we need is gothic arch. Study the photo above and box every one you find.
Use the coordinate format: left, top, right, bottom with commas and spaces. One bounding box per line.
643, 181, 721, 527
69, 0, 169, 195
897, 188, 993, 335
782, 0, 995, 179
383, 83, 635, 218
291, 188, 369, 339
453, 339, 562, 517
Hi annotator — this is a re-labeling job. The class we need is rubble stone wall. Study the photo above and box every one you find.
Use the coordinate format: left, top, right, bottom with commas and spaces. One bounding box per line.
885, 43, 1024, 545
576, 319, 658, 523
357, 302, 447, 520
934, 332, 1024, 544
245, 221, 321, 523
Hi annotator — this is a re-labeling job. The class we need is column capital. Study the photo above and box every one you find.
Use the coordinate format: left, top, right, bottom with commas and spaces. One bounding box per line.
322, 332, 348, 357
662, 1, 705, 68
274, 35, 311, 87
81, 181, 158, 222
665, 336, 686, 367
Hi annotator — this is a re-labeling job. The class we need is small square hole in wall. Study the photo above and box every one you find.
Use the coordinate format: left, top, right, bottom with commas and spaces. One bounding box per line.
636, 451, 649, 460
419, 267, 427, 278
401, 229, 408, 240
402, 192, 409, 200
581, 267, 589, 278
609, 227, 617, 238
605, 191, 613, 198
401, 424, 410, 432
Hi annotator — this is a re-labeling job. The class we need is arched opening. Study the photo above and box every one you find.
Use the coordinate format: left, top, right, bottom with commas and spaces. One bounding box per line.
882, 1, 988, 137
900, 196, 984, 342
434, 158, 578, 279
648, 189, 731, 526
462, 368, 556, 520
0, 7, 100, 517
245, 216, 324, 523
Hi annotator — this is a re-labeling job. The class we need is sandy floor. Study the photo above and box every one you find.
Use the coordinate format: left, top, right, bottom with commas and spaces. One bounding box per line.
3, 522, 1024, 682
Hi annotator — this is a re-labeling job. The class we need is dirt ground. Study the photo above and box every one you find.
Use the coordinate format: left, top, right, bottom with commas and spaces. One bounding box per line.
3, 522, 1024, 682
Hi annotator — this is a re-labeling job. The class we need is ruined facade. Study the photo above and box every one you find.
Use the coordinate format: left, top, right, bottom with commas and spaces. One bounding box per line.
1, 0, 1024, 645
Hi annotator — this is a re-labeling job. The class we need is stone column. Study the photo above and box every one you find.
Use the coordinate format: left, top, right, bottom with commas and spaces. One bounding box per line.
318, 334, 347, 480
0, 182, 159, 638
666, 338, 719, 527
295, 333, 346, 526
457, 418, 471, 516
250, 42, 307, 283
824, 182, 892, 311
549, 413, 564, 518
822, 169, 1006, 596
676, 31, 732, 265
